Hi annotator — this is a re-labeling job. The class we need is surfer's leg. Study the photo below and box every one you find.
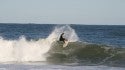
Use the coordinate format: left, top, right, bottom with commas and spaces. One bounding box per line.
63, 40, 65, 43
64, 38, 68, 43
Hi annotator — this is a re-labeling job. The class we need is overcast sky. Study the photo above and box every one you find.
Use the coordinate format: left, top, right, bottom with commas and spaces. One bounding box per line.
0, 0, 125, 25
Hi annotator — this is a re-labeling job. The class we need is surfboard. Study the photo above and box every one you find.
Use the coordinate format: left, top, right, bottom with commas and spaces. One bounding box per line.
63, 41, 69, 47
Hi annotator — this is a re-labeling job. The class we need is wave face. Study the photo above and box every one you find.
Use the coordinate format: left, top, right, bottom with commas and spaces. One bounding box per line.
47, 41, 125, 67
0, 25, 79, 62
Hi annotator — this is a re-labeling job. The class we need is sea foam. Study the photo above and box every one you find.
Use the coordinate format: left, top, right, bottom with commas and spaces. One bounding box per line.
0, 25, 79, 62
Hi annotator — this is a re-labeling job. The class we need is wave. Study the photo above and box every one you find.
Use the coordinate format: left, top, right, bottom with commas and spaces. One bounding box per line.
0, 24, 125, 67
47, 41, 125, 67
0, 25, 79, 62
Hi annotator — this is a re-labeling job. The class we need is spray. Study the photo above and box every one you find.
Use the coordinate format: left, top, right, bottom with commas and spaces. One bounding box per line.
0, 25, 79, 62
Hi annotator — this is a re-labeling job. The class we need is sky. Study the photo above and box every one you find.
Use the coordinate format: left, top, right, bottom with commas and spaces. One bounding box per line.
0, 0, 125, 25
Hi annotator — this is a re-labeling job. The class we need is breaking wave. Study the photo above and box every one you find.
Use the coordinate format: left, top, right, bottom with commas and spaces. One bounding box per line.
0, 24, 125, 67
47, 41, 125, 67
0, 25, 79, 62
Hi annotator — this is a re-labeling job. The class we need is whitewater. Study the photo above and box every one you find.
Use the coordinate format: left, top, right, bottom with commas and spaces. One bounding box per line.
0, 24, 125, 70
0, 25, 78, 62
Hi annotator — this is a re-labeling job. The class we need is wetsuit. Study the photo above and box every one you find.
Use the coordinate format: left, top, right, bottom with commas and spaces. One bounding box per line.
59, 33, 65, 43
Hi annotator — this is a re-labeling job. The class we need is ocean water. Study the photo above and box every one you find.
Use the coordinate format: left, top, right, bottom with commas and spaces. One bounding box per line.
0, 23, 125, 70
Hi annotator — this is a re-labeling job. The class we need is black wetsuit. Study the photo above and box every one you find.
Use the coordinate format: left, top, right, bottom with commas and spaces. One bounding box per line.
59, 34, 65, 43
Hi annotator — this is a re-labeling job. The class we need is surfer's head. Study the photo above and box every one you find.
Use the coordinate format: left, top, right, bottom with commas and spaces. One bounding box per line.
61, 33, 64, 35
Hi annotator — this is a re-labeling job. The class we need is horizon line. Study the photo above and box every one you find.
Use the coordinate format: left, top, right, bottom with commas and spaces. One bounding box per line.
0, 23, 125, 25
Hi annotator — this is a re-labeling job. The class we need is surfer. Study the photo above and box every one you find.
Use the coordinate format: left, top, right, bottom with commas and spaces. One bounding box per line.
59, 33, 67, 43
